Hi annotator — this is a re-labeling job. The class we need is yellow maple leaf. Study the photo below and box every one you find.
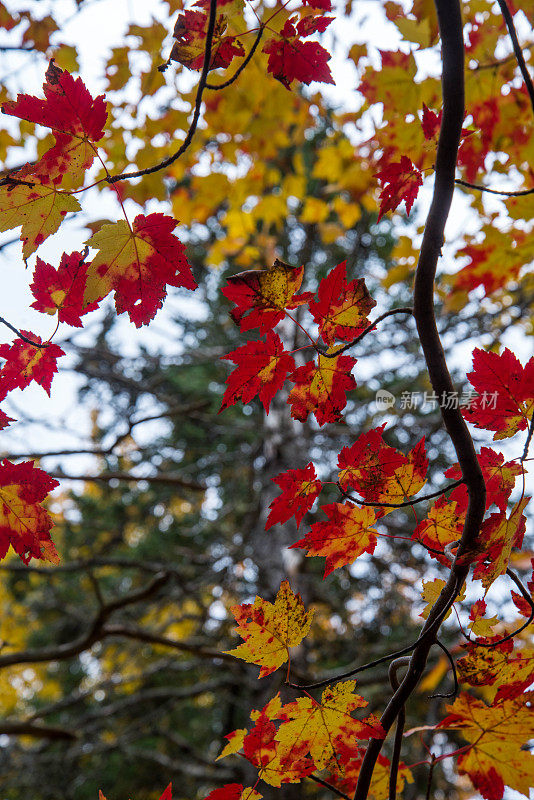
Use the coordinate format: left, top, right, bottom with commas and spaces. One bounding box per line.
0, 181, 80, 258
224, 580, 313, 678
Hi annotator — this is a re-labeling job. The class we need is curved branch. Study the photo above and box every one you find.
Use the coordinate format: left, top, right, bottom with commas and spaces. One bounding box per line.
455, 178, 534, 196
205, 26, 264, 90
108, 0, 218, 184
317, 308, 413, 358
388, 657, 409, 800
430, 639, 458, 699
0, 316, 48, 348
337, 478, 464, 509
496, 0, 534, 113
354, 2, 487, 797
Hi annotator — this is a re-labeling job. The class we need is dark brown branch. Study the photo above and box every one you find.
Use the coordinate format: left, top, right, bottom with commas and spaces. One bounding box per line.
0, 317, 48, 348
354, 2, 486, 796
455, 178, 534, 196
206, 26, 264, 89
522, 415, 534, 462
0, 572, 169, 669
45, 470, 206, 491
496, 0, 534, 112
108, 0, 217, 183
318, 308, 413, 358
337, 478, 464, 509
0, 721, 77, 740
388, 657, 409, 800
430, 639, 458, 699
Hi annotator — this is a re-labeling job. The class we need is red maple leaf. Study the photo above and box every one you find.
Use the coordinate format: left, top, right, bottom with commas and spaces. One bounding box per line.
309, 261, 376, 346
421, 103, 443, 140
287, 353, 357, 426
0, 334, 64, 400
2, 59, 107, 188
220, 332, 295, 414
84, 213, 196, 327
170, 9, 245, 71
445, 447, 523, 512
266, 462, 322, 530
462, 348, 534, 440
375, 155, 423, 220
30, 250, 99, 327
0, 409, 14, 429
222, 261, 312, 335
0, 459, 59, 563
263, 16, 334, 90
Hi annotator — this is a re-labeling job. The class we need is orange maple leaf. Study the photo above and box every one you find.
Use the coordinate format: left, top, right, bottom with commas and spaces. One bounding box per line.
288, 353, 357, 426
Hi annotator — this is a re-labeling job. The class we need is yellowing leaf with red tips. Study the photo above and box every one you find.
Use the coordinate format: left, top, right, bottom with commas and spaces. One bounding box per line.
0, 181, 80, 259
275, 680, 385, 771
291, 502, 379, 576
412, 488, 467, 554
30, 250, 99, 327
84, 213, 196, 327
445, 447, 523, 512
0, 459, 59, 564
438, 692, 534, 800
473, 497, 530, 591
222, 260, 312, 335
0, 334, 65, 400
420, 578, 465, 620
224, 580, 313, 678
309, 260, 376, 346
468, 599, 499, 637
287, 353, 357, 426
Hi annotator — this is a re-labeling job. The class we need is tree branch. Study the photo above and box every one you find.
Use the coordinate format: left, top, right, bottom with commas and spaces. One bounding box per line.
206, 26, 264, 90
496, 0, 534, 113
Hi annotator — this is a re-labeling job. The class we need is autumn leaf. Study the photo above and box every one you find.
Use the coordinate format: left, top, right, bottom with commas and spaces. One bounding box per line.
421, 103, 442, 140
275, 680, 385, 770
338, 427, 428, 503
287, 353, 357, 426
326, 749, 413, 799
204, 786, 262, 800
84, 213, 196, 327
0, 459, 59, 564
472, 497, 530, 591
30, 250, 99, 327
263, 15, 334, 90
420, 578, 465, 620
291, 502, 379, 576
0, 334, 65, 400
220, 332, 295, 413
438, 692, 534, 800
463, 348, 534, 440
468, 599, 499, 638
375, 155, 423, 220
445, 447, 523, 512
2, 59, 107, 189
0, 180, 81, 259
266, 462, 322, 530
224, 580, 313, 678
412, 487, 467, 554
170, 8, 245, 71
222, 260, 312, 335
308, 261, 376, 346
0, 410, 14, 430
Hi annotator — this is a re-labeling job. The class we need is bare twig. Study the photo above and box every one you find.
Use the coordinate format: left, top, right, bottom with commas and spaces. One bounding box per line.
430, 640, 458, 699
206, 26, 264, 90
0, 721, 77, 740
455, 178, 534, 196
388, 657, 409, 800
45, 470, 206, 491
0, 316, 48, 348
317, 308, 413, 358
337, 478, 464, 509
496, 0, 534, 112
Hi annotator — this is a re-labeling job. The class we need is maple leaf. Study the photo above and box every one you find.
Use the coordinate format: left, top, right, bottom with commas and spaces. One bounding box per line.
445, 447, 523, 512
84, 213, 196, 327
438, 692, 534, 800
204, 787, 262, 800
412, 487, 467, 554
308, 261, 376, 346
287, 353, 357, 426
338, 427, 428, 503
0, 180, 81, 259
220, 332, 295, 414
30, 250, 99, 327
0, 410, 14, 430
0, 459, 59, 563
291, 502, 379, 577
170, 9, 245, 71
262, 16, 334, 90
326, 748, 413, 798
266, 462, 322, 530
463, 348, 534, 440
375, 155, 423, 220
472, 497, 530, 591
0, 334, 65, 400
2, 59, 107, 189
275, 680, 385, 770
468, 599, 499, 638
224, 580, 313, 678
420, 578, 465, 620
222, 260, 312, 335
421, 103, 442, 140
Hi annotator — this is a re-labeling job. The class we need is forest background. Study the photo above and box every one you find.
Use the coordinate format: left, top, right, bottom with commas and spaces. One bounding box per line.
0, 1, 532, 800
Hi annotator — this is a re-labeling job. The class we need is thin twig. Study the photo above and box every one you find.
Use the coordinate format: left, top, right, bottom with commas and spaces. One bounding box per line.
317, 308, 413, 358
496, 0, 534, 112
0, 316, 48, 348
45, 470, 206, 491
425, 754, 437, 800
337, 478, 464, 509
388, 657, 409, 800
206, 26, 264, 90
108, 0, 218, 184
308, 774, 351, 800
430, 640, 458, 699
522, 415, 534, 462
455, 178, 534, 196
